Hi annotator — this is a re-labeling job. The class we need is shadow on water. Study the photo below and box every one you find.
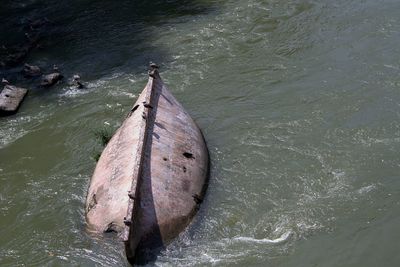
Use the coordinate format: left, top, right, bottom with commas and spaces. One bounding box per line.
0, 0, 220, 80
0, 1, 219, 266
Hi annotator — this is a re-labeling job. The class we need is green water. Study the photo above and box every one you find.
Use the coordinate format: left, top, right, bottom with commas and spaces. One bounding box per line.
1, 0, 400, 266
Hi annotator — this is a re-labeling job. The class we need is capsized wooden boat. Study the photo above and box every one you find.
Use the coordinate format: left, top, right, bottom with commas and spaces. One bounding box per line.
85, 65, 209, 264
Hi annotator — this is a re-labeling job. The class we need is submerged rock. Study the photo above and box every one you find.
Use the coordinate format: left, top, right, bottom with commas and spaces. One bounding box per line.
25, 18, 50, 31
0, 85, 28, 116
41, 66, 63, 87
22, 63, 41, 77
0, 34, 40, 67
1, 50, 29, 67
71, 74, 85, 89
41, 72, 63, 87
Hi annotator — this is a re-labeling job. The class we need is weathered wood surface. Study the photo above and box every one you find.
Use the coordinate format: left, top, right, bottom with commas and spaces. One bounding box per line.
85, 67, 209, 264
0, 85, 28, 116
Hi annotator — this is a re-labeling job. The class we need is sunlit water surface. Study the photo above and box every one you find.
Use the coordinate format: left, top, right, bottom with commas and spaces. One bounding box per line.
1, 0, 400, 266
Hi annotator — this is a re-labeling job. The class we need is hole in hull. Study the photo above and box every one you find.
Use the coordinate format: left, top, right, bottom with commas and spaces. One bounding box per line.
183, 152, 194, 159
131, 105, 139, 112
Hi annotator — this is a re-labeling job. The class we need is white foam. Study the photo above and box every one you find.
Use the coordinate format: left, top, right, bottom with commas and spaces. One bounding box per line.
60, 87, 91, 97
231, 231, 292, 244
357, 184, 376, 194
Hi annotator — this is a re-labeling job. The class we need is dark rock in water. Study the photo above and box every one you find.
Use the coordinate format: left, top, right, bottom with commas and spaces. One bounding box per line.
1, 50, 29, 67
22, 63, 41, 77
41, 72, 63, 87
25, 18, 50, 31
0, 34, 40, 67
75, 80, 84, 89
0, 85, 28, 116
71, 74, 85, 89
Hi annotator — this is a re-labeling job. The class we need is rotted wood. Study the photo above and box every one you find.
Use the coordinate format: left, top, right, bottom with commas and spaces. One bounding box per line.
0, 85, 28, 116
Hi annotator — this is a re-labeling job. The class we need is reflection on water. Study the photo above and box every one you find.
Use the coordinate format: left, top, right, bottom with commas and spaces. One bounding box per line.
1, 0, 400, 266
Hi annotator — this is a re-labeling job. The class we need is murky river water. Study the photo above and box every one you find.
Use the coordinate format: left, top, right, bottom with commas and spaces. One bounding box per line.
1, 0, 400, 266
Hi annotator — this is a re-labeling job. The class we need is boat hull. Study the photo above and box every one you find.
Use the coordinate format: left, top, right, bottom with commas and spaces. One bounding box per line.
85, 68, 209, 264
